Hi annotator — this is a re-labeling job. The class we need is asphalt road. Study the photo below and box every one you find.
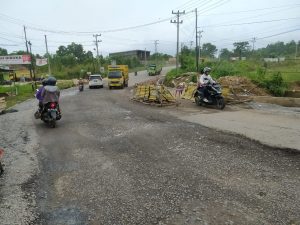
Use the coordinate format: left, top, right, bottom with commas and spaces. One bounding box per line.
23, 69, 299, 225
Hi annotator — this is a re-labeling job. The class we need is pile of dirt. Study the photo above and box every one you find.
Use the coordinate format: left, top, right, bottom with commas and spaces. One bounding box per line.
169, 72, 198, 88
136, 77, 160, 85
218, 76, 269, 96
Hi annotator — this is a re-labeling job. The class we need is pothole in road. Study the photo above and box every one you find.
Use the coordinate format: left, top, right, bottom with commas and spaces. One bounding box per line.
40, 206, 88, 225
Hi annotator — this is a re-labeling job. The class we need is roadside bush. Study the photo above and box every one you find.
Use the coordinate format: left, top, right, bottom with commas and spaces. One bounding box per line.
164, 68, 191, 86
199, 61, 238, 78
258, 72, 288, 96
190, 74, 198, 83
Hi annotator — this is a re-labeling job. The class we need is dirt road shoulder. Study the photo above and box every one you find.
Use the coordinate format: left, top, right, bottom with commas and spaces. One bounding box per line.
168, 100, 300, 151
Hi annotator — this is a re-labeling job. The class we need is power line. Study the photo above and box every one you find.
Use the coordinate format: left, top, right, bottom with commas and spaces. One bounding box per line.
0, 12, 177, 35
197, 0, 230, 14
180, 0, 211, 11
257, 28, 300, 40
201, 16, 300, 28
0, 36, 23, 44
200, 3, 300, 16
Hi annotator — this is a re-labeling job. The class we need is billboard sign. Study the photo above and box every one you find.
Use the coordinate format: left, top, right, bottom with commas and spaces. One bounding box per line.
36, 58, 48, 66
0, 55, 31, 65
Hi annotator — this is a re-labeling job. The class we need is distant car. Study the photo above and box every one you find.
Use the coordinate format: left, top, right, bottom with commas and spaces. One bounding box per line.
89, 74, 103, 88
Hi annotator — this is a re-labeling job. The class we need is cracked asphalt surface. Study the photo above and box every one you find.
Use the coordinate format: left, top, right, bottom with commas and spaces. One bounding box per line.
1, 69, 300, 225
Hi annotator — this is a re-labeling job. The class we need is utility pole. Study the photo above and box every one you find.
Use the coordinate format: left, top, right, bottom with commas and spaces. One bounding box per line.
154, 40, 159, 54
189, 41, 193, 49
144, 48, 147, 64
171, 10, 185, 74
154, 40, 159, 64
295, 41, 298, 60
44, 35, 51, 75
93, 34, 101, 73
251, 37, 257, 51
198, 30, 203, 64
23, 26, 34, 91
28, 41, 36, 87
195, 8, 199, 72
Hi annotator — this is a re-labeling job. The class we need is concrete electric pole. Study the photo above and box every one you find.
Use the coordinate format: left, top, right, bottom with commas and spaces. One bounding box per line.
251, 37, 257, 51
171, 10, 185, 74
295, 41, 298, 60
195, 8, 199, 72
27, 41, 36, 87
154, 40, 159, 64
198, 30, 203, 64
44, 35, 51, 75
93, 34, 102, 73
23, 26, 34, 91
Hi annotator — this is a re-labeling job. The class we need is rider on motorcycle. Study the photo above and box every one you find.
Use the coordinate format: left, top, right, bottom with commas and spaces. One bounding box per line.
41, 76, 61, 117
78, 78, 84, 85
199, 67, 216, 103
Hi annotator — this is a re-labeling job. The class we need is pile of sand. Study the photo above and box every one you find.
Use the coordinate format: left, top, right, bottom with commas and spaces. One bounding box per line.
218, 76, 269, 96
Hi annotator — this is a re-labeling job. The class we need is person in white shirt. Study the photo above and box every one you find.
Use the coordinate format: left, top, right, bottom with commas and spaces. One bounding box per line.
198, 67, 216, 102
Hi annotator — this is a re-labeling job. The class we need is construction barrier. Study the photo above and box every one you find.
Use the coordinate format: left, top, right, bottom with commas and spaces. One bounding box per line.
182, 83, 197, 100
132, 84, 177, 106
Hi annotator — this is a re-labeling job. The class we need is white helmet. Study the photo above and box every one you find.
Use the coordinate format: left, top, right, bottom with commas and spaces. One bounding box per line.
203, 67, 211, 73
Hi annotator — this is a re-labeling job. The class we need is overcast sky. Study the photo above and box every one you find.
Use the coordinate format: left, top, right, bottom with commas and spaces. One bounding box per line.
1, 0, 299, 56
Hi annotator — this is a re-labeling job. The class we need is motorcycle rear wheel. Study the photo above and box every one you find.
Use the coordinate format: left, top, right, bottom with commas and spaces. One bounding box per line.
49, 120, 56, 128
195, 96, 202, 106
216, 97, 225, 110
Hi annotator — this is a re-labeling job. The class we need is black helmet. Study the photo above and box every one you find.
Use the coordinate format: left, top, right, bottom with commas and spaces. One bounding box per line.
47, 76, 57, 86
41, 78, 48, 86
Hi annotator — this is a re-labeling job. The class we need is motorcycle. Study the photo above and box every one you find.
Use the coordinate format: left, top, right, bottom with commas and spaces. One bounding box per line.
79, 83, 84, 91
40, 102, 61, 128
194, 83, 226, 110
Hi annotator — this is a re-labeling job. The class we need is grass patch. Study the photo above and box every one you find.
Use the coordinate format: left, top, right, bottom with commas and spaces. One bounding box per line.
165, 60, 300, 96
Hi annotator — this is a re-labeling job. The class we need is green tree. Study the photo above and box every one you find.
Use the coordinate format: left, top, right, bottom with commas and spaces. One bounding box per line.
10, 50, 27, 55
56, 46, 68, 56
201, 43, 217, 58
180, 46, 195, 70
233, 41, 250, 59
67, 42, 86, 62
219, 48, 232, 60
0, 47, 7, 55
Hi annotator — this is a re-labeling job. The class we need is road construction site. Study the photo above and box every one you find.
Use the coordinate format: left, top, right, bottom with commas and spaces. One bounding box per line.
0, 67, 300, 225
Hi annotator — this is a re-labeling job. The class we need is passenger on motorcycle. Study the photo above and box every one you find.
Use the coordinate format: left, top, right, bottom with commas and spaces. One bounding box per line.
198, 67, 216, 103
41, 76, 61, 117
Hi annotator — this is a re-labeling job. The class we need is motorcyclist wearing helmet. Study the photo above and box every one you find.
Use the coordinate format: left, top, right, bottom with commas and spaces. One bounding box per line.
199, 67, 216, 103
41, 76, 61, 118
41, 76, 60, 104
